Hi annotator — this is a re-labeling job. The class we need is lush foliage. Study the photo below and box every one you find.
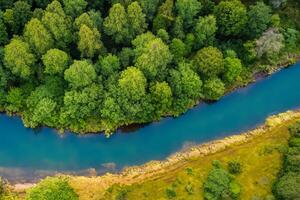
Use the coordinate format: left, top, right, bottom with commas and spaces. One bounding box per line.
203, 161, 241, 200
273, 121, 300, 200
26, 177, 78, 200
0, 0, 299, 135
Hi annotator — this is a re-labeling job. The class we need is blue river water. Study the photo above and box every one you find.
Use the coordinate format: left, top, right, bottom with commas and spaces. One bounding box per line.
0, 62, 300, 181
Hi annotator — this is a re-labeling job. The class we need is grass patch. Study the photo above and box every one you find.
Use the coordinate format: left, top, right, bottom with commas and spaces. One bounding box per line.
101, 119, 293, 200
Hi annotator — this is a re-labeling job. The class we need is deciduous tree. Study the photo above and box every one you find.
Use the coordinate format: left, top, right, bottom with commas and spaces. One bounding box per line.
4, 38, 36, 79
214, 0, 247, 36
64, 60, 96, 88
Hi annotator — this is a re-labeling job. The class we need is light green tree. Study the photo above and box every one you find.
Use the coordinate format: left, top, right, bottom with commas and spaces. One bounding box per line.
78, 24, 102, 58
4, 38, 36, 79
42, 49, 69, 75
24, 18, 54, 56
64, 60, 96, 88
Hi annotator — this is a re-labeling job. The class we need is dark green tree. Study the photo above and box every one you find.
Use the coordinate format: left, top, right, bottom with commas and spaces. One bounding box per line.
62, 0, 87, 17
175, 0, 201, 28
194, 15, 217, 49
246, 2, 272, 38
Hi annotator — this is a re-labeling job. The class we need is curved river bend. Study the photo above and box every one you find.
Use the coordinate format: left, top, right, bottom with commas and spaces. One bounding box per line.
1, 63, 300, 181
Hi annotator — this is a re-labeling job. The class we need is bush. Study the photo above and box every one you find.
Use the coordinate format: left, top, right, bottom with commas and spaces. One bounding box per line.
25, 177, 78, 200
228, 160, 242, 174
166, 187, 177, 199
273, 172, 300, 200
203, 163, 240, 200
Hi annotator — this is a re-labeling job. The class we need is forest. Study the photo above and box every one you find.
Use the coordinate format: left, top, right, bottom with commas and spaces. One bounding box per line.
0, 0, 299, 135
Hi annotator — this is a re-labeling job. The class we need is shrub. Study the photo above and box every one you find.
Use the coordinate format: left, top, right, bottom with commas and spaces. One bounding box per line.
203, 163, 241, 200
166, 187, 177, 199
228, 160, 242, 174
25, 177, 78, 200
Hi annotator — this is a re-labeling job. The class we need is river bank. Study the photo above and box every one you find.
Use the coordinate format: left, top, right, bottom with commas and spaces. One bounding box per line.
10, 109, 300, 199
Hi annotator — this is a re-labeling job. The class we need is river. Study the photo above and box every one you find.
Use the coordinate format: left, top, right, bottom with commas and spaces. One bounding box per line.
0, 62, 300, 182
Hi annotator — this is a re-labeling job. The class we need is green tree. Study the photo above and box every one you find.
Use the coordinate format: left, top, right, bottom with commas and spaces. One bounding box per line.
172, 16, 185, 39
127, 2, 147, 39
194, 47, 224, 77
153, 0, 175, 32
175, 0, 201, 28
194, 15, 217, 49
118, 67, 149, 122
101, 96, 124, 133
274, 173, 300, 200
0, 14, 8, 45
60, 83, 102, 129
283, 28, 299, 51
78, 24, 102, 58
118, 67, 147, 101
223, 57, 243, 84
246, 2, 272, 38
214, 0, 247, 36
74, 12, 94, 30
62, 0, 87, 17
42, 49, 69, 75
64, 60, 96, 88
138, 0, 161, 21
26, 177, 78, 200
135, 38, 172, 80
104, 3, 129, 44
42, 0, 73, 49
204, 164, 241, 200
6, 87, 24, 112
31, 97, 57, 126
118, 47, 135, 68
98, 54, 120, 77
132, 31, 156, 57
170, 38, 186, 63
24, 18, 54, 56
150, 81, 172, 117
4, 38, 36, 79
4, 1, 32, 34
169, 62, 202, 113
203, 78, 225, 101
157, 28, 170, 43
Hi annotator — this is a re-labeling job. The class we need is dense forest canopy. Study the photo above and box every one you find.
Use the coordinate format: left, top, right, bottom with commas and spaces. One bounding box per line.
0, 0, 299, 135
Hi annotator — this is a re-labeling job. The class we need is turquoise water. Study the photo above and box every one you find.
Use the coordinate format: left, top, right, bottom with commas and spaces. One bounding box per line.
1, 63, 300, 181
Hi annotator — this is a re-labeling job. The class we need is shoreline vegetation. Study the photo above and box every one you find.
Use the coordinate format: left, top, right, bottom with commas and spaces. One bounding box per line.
6, 109, 300, 199
1, 54, 299, 136
0, 0, 299, 136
